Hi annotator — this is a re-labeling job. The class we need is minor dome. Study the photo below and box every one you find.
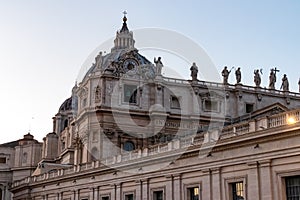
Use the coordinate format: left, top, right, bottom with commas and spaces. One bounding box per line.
58, 97, 72, 112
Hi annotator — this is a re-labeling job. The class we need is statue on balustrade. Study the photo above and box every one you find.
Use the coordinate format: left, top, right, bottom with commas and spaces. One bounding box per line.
269, 68, 279, 89
281, 74, 289, 91
254, 69, 261, 87
235, 67, 241, 84
190, 62, 198, 81
222, 66, 231, 84
154, 57, 163, 76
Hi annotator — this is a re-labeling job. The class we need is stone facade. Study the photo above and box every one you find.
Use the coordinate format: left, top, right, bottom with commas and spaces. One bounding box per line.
5, 15, 300, 200
0, 134, 42, 199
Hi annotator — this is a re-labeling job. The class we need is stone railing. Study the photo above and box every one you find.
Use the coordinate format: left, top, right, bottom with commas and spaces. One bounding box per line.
162, 77, 300, 97
12, 108, 300, 188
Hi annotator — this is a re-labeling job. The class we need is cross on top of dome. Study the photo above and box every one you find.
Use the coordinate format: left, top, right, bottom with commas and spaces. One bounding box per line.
120, 10, 129, 33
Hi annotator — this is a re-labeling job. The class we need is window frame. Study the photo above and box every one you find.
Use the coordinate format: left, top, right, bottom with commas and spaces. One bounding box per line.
277, 171, 300, 200
123, 191, 135, 200
224, 176, 247, 200
170, 95, 181, 109
245, 103, 254, 114
184, 183, 201, 200
203, 98, 220, 113
285, 175, 300, 200
123, 84, 138, 105
100, 195, 110, 200
150, 186, 165, 200
0, 157, 6, 164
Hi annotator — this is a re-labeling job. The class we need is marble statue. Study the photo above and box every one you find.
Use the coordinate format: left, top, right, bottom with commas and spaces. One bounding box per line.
298, 78, 300, 93
154, 57, 163, 75
95, 52, 103, 68
281, 74, 289, 91
222, 66, 231, 84
190, 62, 198, 81
235, 67, 241, 84
254, 69, 261, 87
269, 68, 277, 89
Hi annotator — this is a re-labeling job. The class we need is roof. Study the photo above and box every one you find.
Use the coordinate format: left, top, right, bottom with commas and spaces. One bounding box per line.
0, 140, 19, 148
58, 97, 72, 112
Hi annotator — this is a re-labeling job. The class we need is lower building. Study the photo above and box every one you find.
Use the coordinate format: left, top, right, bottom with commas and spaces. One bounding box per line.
10, 109, 300, 200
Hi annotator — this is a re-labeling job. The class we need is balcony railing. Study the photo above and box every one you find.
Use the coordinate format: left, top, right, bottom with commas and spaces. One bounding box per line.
12, 108, 300, 188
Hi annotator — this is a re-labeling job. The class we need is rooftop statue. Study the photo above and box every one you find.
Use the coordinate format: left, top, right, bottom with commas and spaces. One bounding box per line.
254, 69, 262, 87
298, 78, 300, 93
221, 66, 232, 84
154, 57, 163, 76
281, 74, 289, 91
269, 68, 279, 89
190, 62, 198, 81
235, 67, 241, 84
95, 52, 103, 69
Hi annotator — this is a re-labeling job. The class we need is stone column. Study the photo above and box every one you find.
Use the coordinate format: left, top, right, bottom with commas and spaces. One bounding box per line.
116, 183, 122, 200
165, 175, 173, 200
202, 169, 212, 200
211, 168, 222, 200
94, 186, 99, 200
89, 188, 94, 200
173, 174, 182, 200
135, 180, 143, 200
72, 189, 79, 200
247, 162, 260, 200
142, 179, 149, 200
259, 160, 273, 200
110, 184, 116, 200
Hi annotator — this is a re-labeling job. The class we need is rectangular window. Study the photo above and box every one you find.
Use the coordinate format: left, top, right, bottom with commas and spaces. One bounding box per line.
101, 197, 109, 200
286, 176, 300, 199
82, 98, 87, 107
92, 131, 98, 141
187, 187, 199, 200
153, 190, 163, 200
0, 157, 6, 163
230, 182, 244, 200
124, 85, 137, 104
245, 103, 254, 113
204, 100, 219, 112
124, 194, 134, 200
171, 96, 180, 108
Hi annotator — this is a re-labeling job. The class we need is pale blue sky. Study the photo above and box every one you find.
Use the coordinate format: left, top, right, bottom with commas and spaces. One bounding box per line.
0, 1, 299, 143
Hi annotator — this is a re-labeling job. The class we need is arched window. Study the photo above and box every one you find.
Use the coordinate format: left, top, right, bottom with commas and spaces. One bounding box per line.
123, 141, 135, 151
63, 119, 68, 129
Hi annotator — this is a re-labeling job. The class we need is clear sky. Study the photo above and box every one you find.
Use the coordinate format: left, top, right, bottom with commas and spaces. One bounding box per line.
0, 0, 300, 143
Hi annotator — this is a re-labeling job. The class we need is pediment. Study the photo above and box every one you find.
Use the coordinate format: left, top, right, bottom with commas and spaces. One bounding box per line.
251, 102, 288, 118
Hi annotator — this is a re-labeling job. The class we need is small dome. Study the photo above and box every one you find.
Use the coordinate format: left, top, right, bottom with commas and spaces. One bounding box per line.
58, 97, 72, 112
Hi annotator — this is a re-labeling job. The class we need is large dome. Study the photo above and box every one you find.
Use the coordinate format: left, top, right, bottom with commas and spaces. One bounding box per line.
80, 14, 155, 82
